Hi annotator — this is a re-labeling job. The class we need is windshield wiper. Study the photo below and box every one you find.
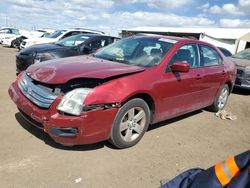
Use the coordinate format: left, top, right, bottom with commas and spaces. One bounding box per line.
95, 55, 115, 62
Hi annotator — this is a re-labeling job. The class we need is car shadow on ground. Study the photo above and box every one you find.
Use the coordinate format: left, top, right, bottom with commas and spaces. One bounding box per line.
232, 87, 250, 96
3, 46, 19, 51
15, 110, 203, 151
148, 110, 203, 132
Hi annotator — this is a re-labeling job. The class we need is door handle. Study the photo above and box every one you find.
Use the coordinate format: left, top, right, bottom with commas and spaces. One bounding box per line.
196, 74, 202, 79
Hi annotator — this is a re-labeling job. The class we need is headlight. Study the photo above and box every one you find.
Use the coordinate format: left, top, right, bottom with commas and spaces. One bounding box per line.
57, 88, 93, 116
33, 52, 54, 63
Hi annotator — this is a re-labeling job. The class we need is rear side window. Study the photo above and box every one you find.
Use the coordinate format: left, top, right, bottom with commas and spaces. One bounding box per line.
0, 29, 10, 34
200, 45, 223, 66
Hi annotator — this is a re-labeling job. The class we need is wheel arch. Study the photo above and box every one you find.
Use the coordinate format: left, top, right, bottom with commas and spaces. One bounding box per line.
122, 93, 156, 123
225, 81, 233, 93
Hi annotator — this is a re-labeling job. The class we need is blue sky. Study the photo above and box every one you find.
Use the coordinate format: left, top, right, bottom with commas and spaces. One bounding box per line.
0, 0, 250, 35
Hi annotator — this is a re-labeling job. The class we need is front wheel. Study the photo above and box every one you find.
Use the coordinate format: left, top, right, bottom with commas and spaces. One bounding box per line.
208, 84, 229, 112
109, 98, 150, 149
11, 41, 15, 48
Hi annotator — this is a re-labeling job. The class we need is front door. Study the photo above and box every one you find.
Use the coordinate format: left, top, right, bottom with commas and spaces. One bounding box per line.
156, 44, 205, 121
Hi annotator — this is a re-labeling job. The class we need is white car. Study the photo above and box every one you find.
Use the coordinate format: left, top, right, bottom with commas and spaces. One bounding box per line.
1, 30, 52, 48
1, 36, 20, 47
0, 27, 20, 44
20, 29, 104, 49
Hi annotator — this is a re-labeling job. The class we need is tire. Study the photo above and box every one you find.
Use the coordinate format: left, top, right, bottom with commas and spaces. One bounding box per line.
109, 98, 150, 149
208, 84, 229, 112
10, 41, 15, 48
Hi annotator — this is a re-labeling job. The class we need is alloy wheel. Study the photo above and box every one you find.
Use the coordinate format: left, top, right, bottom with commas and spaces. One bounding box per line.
217, 87, 229, 109
119, 107, 146, 142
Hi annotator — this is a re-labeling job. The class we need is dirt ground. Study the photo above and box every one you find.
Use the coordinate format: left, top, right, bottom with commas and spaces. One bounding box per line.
0, 45, 249, 188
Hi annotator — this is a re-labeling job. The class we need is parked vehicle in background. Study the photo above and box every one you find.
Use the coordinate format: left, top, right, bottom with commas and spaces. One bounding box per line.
3, 29, 55, 49
218, 47, 232, 57
16, 34, 119, 74
6, 35, 28, 48
229, 48, 250, 89
9, 34, 236, 149
0, 27, 20, 44
2, 35, 30, 48
20, 29, 105, 49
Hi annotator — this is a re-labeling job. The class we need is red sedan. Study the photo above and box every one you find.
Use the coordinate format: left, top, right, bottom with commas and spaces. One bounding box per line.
9, 34, 236, 148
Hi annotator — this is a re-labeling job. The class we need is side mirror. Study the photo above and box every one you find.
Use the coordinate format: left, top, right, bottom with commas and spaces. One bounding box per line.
170, 62, 190, 72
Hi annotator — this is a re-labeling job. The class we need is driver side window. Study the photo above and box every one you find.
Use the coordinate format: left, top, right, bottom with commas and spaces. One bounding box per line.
168, 44, 199, 68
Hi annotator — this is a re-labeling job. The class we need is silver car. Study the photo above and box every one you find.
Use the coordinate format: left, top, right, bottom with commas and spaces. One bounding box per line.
230, 48, 250, 89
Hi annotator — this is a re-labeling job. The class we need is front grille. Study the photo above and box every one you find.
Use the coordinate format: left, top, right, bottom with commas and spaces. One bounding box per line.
18, 73, 58, 108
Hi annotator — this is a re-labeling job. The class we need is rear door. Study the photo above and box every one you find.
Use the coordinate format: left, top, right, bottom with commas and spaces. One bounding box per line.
199, 45, 226, 105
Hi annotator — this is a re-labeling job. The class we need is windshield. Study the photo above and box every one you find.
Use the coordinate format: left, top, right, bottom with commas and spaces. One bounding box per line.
46, 30, 65, 38
95, 36, 175, 67
12, 29, 20, 35
233, 49, 250, 60
41, 32, 51, 38
56, 34, 90, 47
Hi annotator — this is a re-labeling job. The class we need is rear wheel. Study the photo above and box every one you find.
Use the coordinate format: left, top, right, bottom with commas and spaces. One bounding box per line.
208, 84, 229, 112
109, 98, 150, 149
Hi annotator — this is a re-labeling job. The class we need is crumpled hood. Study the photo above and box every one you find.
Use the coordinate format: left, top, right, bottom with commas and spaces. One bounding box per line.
229, 57, 250, 67
26, 56, 145, 84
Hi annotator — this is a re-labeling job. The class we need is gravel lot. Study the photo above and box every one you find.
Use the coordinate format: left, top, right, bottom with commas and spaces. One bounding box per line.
0, 46, 249, 188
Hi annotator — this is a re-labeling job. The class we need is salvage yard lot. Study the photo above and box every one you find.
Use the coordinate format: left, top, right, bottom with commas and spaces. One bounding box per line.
0, 46, 249, 188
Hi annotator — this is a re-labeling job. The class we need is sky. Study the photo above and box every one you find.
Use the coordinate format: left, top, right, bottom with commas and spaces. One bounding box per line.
0, 0, 250, 35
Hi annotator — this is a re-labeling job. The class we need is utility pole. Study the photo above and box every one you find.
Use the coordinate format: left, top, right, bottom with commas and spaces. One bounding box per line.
5, 15, 8, 27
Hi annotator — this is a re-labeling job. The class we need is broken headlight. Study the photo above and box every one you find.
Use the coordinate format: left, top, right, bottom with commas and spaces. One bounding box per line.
57, 88, 93, 116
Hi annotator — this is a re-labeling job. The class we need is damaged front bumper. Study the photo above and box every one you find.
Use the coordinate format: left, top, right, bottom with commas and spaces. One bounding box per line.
8, 80, 119, 146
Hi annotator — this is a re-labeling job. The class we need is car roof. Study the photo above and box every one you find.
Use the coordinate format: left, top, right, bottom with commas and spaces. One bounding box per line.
0, 27, 19, 30
65, 28, 105, 35
135, 33, 197, 42
133, 33, 217, 47
69, 33, 119, 38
